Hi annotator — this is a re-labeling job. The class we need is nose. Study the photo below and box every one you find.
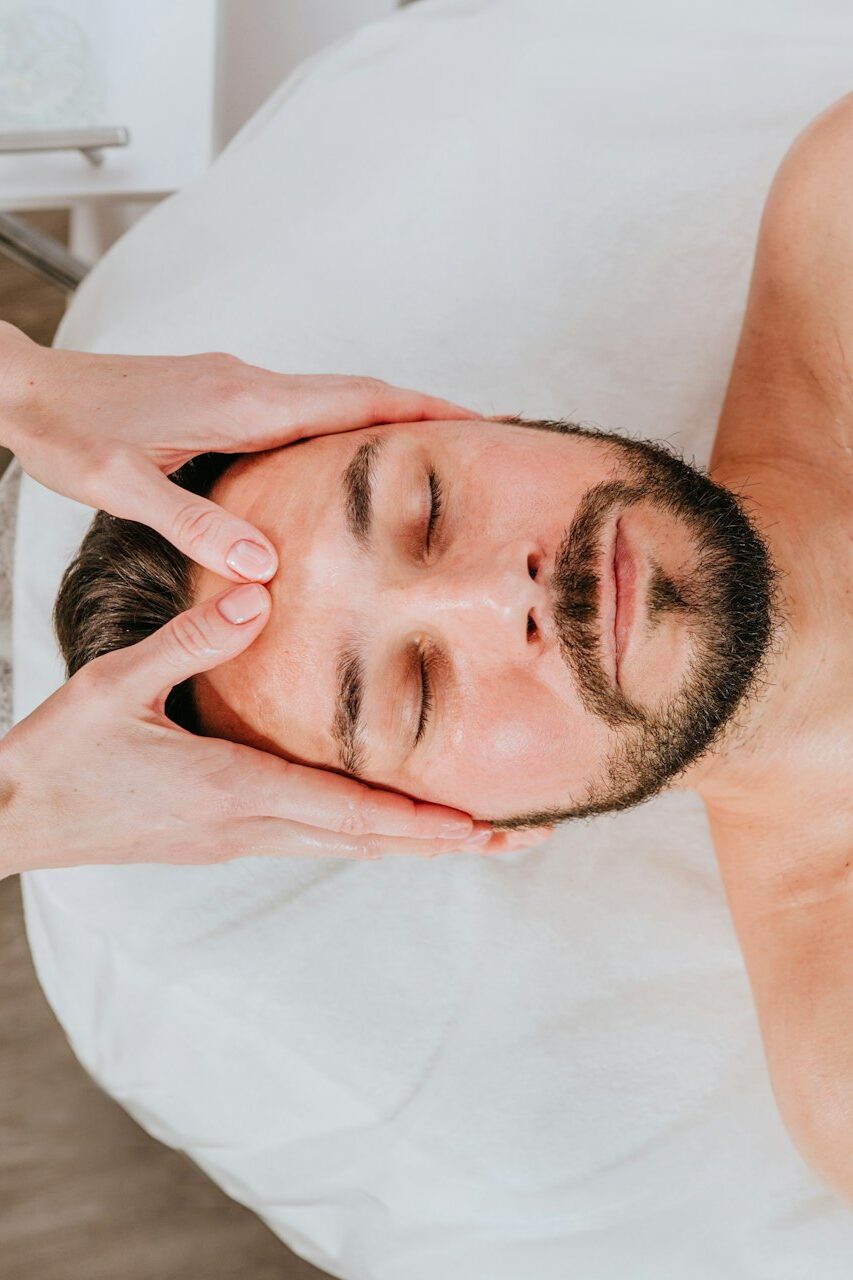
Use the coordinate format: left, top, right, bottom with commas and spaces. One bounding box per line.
382, 539, 546, 657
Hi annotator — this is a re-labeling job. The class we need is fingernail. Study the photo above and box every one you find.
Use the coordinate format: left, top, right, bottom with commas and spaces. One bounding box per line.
462, 831, 492, 847
217, 584, 267, 624
437, 819, 475, 837
225, 540, 276, 581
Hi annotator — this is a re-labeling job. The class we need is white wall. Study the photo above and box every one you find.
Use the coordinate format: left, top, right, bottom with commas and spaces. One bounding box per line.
214, 0, 399, 153
70, 0, 402, 262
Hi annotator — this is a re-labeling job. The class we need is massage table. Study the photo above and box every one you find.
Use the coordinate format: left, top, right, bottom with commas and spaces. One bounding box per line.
13, 1, 853, 1275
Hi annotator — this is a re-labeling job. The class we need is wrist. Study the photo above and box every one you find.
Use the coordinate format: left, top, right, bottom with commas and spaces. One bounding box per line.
0, 735, 28, 880
0, 321, 44, 455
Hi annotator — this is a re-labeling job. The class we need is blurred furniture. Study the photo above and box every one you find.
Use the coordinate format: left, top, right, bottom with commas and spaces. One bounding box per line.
0, 0, 217, 271
215, 0, 399, 153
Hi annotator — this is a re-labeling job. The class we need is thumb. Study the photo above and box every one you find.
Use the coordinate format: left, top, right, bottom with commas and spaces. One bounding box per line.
114, 463, 278, 583
107, 582, 271, 711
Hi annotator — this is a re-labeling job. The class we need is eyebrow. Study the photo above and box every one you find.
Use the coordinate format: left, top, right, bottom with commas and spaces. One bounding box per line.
332, 642, 368, 776
330, 434, 389, 774
343, 433, 388, 548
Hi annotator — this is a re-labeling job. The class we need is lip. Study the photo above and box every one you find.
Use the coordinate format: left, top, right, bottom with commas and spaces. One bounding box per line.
613, 519, 638, 684
601, 521, 620, 686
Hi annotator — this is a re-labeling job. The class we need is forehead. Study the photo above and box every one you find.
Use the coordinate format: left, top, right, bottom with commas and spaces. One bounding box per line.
204, 417, 587, 581
229, 417, 610, 549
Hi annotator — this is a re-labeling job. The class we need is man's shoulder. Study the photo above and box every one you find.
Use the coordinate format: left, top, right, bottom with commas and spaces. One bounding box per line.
763, 93, 853, 234
758, 92, 853, 330
707, 801, 853, 1203
711, 94, 853, 475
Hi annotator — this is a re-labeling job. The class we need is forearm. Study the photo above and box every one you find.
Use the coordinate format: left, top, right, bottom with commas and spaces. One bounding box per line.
0, 738, 26, 881
0, 321, 42, 456
709, 808, 853, 1205
767, 936, 853, 1207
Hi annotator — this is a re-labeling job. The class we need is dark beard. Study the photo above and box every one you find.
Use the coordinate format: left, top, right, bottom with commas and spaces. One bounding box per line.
499, 419, 780, 826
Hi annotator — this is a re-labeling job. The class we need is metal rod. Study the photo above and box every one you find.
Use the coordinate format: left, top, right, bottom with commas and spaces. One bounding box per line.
0, 213, 88, 292
0, 126, 129, 164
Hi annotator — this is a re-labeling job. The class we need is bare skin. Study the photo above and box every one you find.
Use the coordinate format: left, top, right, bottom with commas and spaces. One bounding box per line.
674, 95, 853, 1197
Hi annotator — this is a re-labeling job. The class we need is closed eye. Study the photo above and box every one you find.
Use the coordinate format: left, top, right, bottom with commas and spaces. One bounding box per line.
425, 468, 444, 551
415, 648, 436, 745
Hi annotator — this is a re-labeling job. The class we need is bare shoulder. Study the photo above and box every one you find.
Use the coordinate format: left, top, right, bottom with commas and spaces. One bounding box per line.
708, 804, 853, 1202
711, 93, 853, 473
758, 92, 853, 323
762, 92, 853, 230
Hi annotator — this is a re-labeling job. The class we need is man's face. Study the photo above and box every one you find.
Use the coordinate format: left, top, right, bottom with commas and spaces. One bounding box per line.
192, 418, 775, 824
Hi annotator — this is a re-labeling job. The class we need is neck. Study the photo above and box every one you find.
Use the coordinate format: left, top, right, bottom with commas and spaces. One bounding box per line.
673, 457, 829, 818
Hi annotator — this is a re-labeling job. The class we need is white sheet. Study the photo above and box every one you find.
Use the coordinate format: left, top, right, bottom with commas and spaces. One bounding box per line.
14, 1, 853, 1275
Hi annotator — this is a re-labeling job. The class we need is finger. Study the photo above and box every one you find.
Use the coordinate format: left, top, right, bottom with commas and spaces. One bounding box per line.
217, 744, 486, 841
104, 583, 272, 709
216, 817, 493, 862
456, 825, 556, 859
108, 463, 278, 582
284, 378, 481, 443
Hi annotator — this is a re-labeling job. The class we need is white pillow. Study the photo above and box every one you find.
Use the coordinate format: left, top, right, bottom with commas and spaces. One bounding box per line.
15, 2, 853, 1276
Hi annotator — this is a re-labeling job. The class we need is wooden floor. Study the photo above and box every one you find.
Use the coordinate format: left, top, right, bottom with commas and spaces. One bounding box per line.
0, 211, 334, 1280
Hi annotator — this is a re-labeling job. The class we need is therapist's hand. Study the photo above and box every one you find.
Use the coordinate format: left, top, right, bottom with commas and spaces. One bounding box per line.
0, 583, 550, 877
0, 321, 475, 582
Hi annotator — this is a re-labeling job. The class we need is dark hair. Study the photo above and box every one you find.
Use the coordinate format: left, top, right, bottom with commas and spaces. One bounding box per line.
53, 453, 235, 729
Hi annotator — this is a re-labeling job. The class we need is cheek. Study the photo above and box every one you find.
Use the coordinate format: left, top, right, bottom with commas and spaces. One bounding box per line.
399, 675, 595, 816
464, 681, 553, 761
461, 435, 596, 539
